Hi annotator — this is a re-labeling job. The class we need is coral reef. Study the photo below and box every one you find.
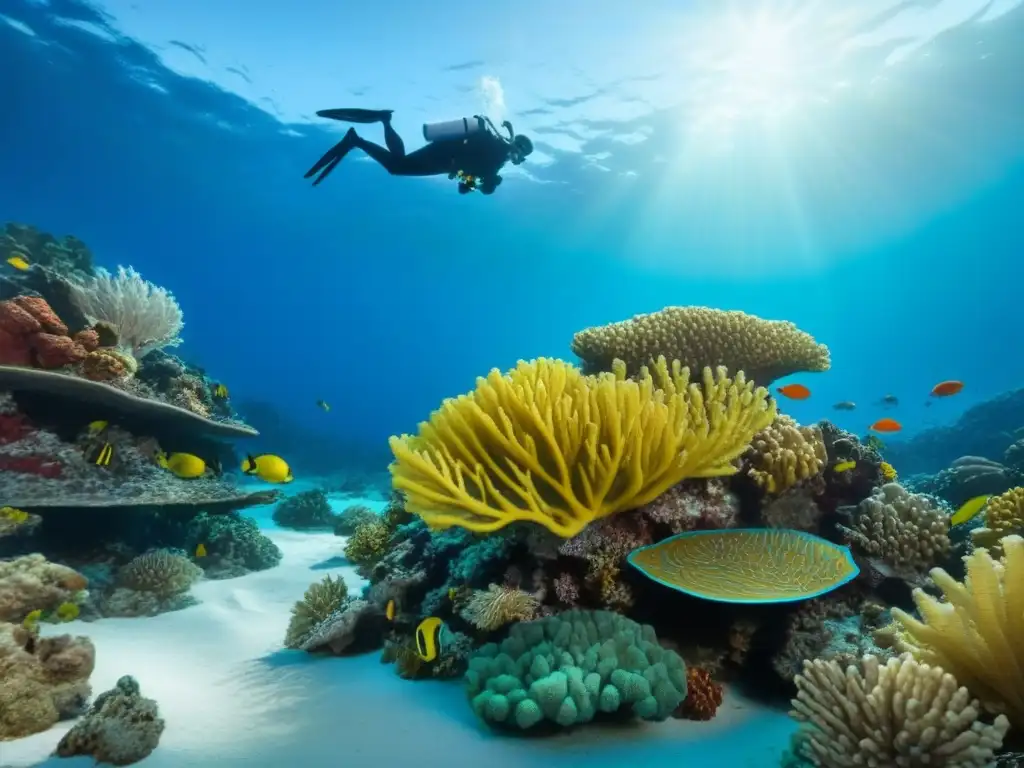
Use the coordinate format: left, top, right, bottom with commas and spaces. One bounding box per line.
0, 296, 92, 369
344, 519, 393, 569
272, 489, 335, 530
789, 654, 1008, 767
639, 479, 741, 534
675, 667, 723, 721
185, 512, 282, 578
390, 357, 774, 537
55, 674, 165, 765
459, 584, 539, 631
970, 485, 1023, 554
297, 598, 388, 655
117, 550, 203, 597
570, 305, 830, 383
0, 222, 94, 280
911, 455, 1022, 508
0, 553, 87, 623
744, 415, 827, 495
332, 503, 379, 536
837, 482, 951, 584
466, 610, 687, 729
284, 574, 349, 649
0, 621, 95, 740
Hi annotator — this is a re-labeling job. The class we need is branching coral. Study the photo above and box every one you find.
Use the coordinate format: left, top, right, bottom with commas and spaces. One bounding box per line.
837, 483, 950, 583
0, 554, 88, 623
639, 478, 741, 534
744, 415, 827, 495
117, 550, 202, 597
284, 574, 349, 649
889, 535, 1024, 730
390, 357, 774, 538
789, 654, 1009, 767
570, 305, 830, 383
460, 584, 538, 631
344, 519, 392, 567
65, 265, 183, 358
970, 485, 1023, 554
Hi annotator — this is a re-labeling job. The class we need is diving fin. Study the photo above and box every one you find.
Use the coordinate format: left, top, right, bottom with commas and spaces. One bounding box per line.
316, 108, 393, 124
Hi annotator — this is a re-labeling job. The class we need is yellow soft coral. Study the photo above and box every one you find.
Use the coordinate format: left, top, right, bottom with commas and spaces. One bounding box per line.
889, 534, 1024, 729
744, 414, 826, 494
570, 306, 830, 385
389, 357, 775, 538
971, 486, 1024, 554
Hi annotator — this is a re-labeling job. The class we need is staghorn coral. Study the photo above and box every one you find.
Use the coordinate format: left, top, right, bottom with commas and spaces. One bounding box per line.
0, 554, 88, 623
837, 483, 950, 584
889, 535, 1024, 729
570, 305, 830, 384
744, 415, 827, 495
675, 667, 723, 721
466, 609, 687, 729
284, 574, 349, 648
640, 478, 741, 534
344, 519, 392, 568
54, 674, 164, 765
0, 622, 95, 740
391, 357, 774, 538
116, 550, 202, 598
789, 654, 1009, 767
65, 265, 183, 358
970, 485, 1023, 554
460, 584, 539, 631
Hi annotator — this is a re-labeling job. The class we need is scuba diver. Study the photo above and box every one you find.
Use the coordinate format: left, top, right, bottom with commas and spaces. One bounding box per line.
303, 108, 534, 195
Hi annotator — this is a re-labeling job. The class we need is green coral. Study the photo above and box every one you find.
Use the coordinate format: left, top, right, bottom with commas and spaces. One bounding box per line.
284, 574, 349, 648
332, 504, 378, 536
344, 520, 391, 566
272, 490, 335, 530
465, 609, 687, 730
187, 512, 282, 576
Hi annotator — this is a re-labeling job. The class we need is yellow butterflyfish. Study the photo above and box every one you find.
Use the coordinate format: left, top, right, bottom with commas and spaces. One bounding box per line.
832, 460, 856, 473
6, 254, 30, 270
241, 454, 292, 484
415, 617, 443, 662
212, 383, 229, 399
951, 495, 990, 526
385, 598, 396, 621
158, 452, 207, 479
92, 443, 114, 467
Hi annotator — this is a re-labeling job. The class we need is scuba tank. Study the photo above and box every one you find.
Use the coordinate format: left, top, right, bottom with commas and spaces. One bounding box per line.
422, 116, 486, 142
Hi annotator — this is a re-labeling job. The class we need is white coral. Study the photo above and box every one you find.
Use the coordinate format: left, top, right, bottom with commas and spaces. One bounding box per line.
67, 265, 183, 358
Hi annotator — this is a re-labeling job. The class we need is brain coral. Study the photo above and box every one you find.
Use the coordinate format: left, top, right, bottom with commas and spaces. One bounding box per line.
570, 306, 830, 384
465, 609, 686, 729
744, 415, 827, 495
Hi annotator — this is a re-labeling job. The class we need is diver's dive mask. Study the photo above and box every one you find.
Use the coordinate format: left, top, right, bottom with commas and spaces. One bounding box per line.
509, 132, 534, 165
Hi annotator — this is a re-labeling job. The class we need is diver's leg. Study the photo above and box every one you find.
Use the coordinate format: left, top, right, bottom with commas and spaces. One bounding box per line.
380, 115, 407, 157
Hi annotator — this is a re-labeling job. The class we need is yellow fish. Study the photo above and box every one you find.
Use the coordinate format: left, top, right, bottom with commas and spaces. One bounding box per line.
6, 254, 30, 271
91, 442, 114, 467
833, 460, 856, 473
0, 506, 29, 524
55, 602, 79, 622
241, 454, 293, 484
951, 495, 990, 526
212, 383, 229, 399
385, 598, 396, 621
22, 609, 42, 631
415, 616, 443, 662
87, 420, 109, 434
158, 452, 206, 479
195, 543, 207, 558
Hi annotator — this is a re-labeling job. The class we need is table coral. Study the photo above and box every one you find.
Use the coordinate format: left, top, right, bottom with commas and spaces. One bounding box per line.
789, 654, 1008, 767
570, 305, 830, 384
466, 610, 687, 729
744, 415, 827, 495
0, 553, 88, 623
0, 622, 95, 740
54, 674, 165, 765
837, 482, 951, 583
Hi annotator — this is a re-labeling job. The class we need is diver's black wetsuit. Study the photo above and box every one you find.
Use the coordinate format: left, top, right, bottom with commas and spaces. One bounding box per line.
303, 109, 526, 195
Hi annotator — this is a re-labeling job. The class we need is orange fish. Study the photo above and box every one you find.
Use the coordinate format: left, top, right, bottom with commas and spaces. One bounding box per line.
776, 384, 811, 400
930, 380, 963, 397
869, 418, 902, 433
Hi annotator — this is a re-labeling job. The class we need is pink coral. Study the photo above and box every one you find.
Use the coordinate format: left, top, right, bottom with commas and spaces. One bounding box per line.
13, 296, 68, 335
559, 512, 651, 560
33, 333, 87, 368
641, 479, 740, 533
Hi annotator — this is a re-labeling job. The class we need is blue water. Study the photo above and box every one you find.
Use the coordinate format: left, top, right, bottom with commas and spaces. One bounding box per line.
2, 0, 1023, 762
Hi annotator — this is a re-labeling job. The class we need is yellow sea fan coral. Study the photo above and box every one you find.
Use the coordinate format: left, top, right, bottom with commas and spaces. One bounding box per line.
744, 415, 826, 494
570, 306, 830, 385
890, 534, 1024, 729
389, 357, 776, 538
970, 485, 1024, 553
459, 584, 538, 631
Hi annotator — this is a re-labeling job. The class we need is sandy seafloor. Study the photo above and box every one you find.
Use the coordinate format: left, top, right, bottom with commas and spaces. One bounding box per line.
1, 481, 798, 768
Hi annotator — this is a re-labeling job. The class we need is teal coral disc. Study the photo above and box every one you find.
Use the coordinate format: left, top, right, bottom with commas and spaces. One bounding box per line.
626, 528, 860, 603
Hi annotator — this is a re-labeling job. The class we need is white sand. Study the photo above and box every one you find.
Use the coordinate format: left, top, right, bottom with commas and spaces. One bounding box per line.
2, 490, 797, 768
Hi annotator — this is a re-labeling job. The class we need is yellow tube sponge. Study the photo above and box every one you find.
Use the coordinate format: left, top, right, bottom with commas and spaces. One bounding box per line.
890, 535, 1024, 729
571, 306, 830, 385
389, 357, 775, 538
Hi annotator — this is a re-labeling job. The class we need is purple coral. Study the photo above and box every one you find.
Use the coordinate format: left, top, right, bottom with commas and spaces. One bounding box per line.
559, 512, 651, 560
641, 479, 740, 533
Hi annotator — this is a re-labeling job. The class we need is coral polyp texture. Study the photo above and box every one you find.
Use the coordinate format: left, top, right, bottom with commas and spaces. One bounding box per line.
570, 305, 830, 384
970, 485, 1023, 554
389, 356, 775, 538
838, 482, 951, 582
744, 414, 827, 495
789, 654, 1009, 767
889, 534, 1024, 730
627, 529, 859, 603
459, 584, 539, 631
117, 550, 203, 597
465, 609, 687, 729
